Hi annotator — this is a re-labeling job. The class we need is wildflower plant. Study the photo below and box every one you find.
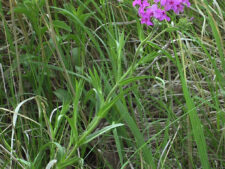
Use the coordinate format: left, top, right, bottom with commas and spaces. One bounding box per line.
133, 0, 191, 26
1, 0, 224, 168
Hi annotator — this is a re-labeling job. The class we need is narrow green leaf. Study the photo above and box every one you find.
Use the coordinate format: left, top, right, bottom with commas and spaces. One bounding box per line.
83, 123, 124, 145
52, 20, 72, 32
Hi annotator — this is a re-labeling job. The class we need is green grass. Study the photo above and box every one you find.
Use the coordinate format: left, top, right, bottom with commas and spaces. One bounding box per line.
0, 0, 224, 168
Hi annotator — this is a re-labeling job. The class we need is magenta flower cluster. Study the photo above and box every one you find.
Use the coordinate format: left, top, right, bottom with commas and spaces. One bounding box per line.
133, 0, 191, 26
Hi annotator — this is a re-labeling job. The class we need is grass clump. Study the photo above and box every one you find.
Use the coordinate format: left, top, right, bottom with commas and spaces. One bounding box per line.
0, 0, 224, 168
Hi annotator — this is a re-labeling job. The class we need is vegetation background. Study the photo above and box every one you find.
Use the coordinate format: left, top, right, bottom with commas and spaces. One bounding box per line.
0, 0, 224, 168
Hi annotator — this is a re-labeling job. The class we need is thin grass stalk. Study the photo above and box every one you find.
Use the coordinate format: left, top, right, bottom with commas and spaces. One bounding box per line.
176, 33, 210, 169
9, 0, 24, 168
9, 0, 24, 102
44, 0, 76, 97
187, 116, 193, 169
202, 0, 225, 70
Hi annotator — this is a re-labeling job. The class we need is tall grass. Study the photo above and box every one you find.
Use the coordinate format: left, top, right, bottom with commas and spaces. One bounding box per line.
0, 0, 224, 168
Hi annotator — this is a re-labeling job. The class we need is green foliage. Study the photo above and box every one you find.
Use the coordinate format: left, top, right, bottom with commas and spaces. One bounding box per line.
0, 0, 224, 168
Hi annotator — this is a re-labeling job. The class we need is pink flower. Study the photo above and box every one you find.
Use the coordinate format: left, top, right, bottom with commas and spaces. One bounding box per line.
154, 0, 167, 6
173, 3, 184, 14
142, 0, 150, 8
141, 14, 154, 26
154, 8, 170, 21
133, 0, 142, 7
165, 0, 178, 11
133, 0, 191, 26
182, 0, 191, 7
